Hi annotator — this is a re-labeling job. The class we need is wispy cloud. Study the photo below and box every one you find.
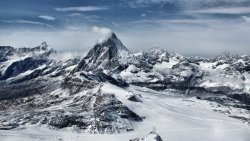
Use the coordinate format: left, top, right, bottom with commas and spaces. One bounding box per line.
0, 20, 52, 27
38, 15, 56, 21
130, 19, 233, 26
124, 0, 249, 9
91, 26, 113, 43
65, 26, 81, 31
69, 13, 82, 16
129, 0, 248, 5
67, 13, 101, 22
55, 6, 108, 12
141, 13, 146, 17
242, 16, 250, 22
190, 7, 250, 14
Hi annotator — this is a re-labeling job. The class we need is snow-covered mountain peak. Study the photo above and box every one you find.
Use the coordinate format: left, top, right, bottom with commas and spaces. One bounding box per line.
214, 52, 238, 62
40, 41, 48, 48
36, 41, 55, 54
144, 47, 167, 54
137, 47, 168, 58
96, 32, 129, 51
170, 52, 185, 60
74, 32, 135, 72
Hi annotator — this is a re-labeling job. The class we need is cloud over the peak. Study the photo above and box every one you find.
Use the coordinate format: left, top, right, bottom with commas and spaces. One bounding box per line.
91, 26, 113, 43
55, 6, 108, 12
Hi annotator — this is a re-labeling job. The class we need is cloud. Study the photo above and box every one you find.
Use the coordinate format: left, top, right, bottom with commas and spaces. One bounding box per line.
124, 0, 249, 10
0, 27, 99, 52
55, 6, 108, 12
141, 13, 146, 17
0, 20, 52, 27
190, 7, 250, 14
242, 16, 250, 22
1, 20, 250, 57
53, 52, 82, 62
130, 0, 248, 5
91, 26, 113, 43
65, 26, 81, 31
119, 26, 250, 56
69, 13, 82, 16
38, 15, 56, 21
129, 18, 231, 27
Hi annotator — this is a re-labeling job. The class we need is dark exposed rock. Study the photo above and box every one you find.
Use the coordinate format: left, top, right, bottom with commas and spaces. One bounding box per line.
129, 138, 140, 141
61, 75, 97, 94
91, 93, 142, 133
11, 68, 45, 84
128, 94, 143, 102
0, 46, 15, 62
228, 93, 250, 105
48, 114, 89, 129
0, 84, 143, 134
130, 131, 163, 141
206, 86, 233, 94
95, 72, 129, 87
0, 57, 47, 80
0, 79, 57, 100
0, 123, 19, 130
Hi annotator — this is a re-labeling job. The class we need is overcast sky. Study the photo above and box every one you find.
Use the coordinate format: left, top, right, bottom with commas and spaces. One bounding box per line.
0, 0, 250, 56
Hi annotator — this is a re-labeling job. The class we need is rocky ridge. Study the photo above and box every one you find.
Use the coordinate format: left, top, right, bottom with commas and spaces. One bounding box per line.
0, 32, 250, 135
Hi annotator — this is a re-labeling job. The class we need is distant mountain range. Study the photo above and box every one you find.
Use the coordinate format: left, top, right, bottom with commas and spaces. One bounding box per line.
0, 32, 250, 135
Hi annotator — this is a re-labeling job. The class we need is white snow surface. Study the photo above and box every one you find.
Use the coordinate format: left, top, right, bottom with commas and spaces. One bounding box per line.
1, 83, 250, 141
118, 53, 250, 93
198, 61, 248, 93
153, 57, 179, 75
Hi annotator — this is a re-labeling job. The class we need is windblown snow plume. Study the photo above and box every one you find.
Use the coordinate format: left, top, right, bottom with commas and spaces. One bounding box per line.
92, 26, 113, 43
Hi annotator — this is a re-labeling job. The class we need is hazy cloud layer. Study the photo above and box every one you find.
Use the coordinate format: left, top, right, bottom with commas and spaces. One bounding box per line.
55, 6, 108, 12
0, 20, 52, 28
0, 0, 249, 57
242, 16, 250, 22
190, 7, 250, 14
1, 19, 250, 57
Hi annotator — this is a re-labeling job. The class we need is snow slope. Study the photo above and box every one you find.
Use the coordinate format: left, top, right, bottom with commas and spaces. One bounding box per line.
1, 84, 250, 141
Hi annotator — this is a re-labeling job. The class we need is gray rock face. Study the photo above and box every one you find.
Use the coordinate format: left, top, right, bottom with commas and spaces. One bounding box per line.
0, 40, 143, 133
0, 46, 15, 62
74, 33, 134, 72
0, 42, 57, 82
0, 57, 47, 80
0, 83, 142, 133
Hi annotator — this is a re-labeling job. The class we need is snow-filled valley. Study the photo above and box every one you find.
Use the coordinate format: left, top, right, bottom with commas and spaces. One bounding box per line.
1, 84, 250, 141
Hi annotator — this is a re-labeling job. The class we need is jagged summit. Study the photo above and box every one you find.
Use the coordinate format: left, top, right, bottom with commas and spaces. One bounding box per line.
33, 41, 51, 52
74, 32, 134, 72
96, 32, 129, 51
39, 41, 48, 49
214, 51, 235, 61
